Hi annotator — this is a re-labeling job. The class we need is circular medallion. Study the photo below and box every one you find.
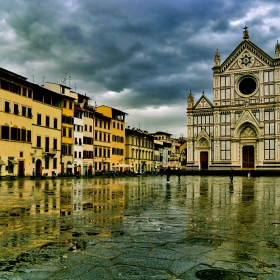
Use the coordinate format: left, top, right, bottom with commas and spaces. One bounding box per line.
238, 53, 254, 68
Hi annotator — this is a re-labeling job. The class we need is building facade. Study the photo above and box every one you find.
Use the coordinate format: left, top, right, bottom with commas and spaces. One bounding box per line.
186, 27, 280, 171
125, 127, 154, 173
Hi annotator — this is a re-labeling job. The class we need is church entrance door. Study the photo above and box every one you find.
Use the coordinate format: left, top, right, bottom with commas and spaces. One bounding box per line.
200, 152, 208, 170
242, 146, 254, 169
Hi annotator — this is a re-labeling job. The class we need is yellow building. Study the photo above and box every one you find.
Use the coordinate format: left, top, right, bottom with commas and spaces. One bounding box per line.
94, 111, 111, 174
95, 106, 127, 170
45, 83, 75, 174
0, 68, 33, 177
31, 85, 62, 176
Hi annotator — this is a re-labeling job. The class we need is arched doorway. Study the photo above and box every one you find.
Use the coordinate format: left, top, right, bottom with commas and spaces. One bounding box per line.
238, 125, 257, 170
36, 159, 42, 176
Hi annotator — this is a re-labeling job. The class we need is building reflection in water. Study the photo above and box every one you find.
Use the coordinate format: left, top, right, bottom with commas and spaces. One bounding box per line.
0, 176, 279, 262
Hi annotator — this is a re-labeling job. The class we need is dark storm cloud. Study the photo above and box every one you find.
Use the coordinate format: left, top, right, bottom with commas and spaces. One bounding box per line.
0, 0, 280, 135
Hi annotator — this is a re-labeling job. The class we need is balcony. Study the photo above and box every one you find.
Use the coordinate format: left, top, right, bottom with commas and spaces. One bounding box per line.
42, 148, 57, 157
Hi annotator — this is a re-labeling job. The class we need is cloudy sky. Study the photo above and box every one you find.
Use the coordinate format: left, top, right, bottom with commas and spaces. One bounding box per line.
1, 0, 280, 137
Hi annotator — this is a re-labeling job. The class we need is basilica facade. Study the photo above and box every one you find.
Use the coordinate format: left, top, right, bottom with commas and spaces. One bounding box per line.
186, 27, 280, 171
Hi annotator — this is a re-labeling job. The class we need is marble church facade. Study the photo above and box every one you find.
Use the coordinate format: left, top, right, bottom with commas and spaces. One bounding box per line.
186, 27, 280, 171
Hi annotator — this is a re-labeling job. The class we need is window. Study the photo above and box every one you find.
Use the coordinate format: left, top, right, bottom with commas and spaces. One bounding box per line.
68, 145, 72, 155
37, 114, 41, 125
62, 127, 66, 137
14, 104, 19, 115
20, 151, 23, 157
45, 137, 50, 152
220, 125, 231, 136
69, 102, 72, 109
264, 110, 275, 121
264, 139, 275, 160
21, 129, 26, 142
1, 125, 9, 139
4, 101, 10, 113
63, 100, 67, 108
53, 158, 57, 169
36, 136, 41, 148
53, 138, 57, 150
74, 151, 77, 158
54, 118, 58, 129
46, 116, 50, 127
221, 88, 231, 100
79, 151, 81, 158
84, 125, 87, 131
220, 76, 230, 87
68, 128, 72, 138
22, 88, 27, 96
264, 123, 275, 135
28, 89, 32, 98
89, 126, 92, 132
22, 106, 27, 117
28, 108, 32, 118
95, 119, 98, 127
220, 113, 230, 123
45, 157, 49, 169
220, 140, 231, 160
27, 130, 31, 142
11, 127, 20, 141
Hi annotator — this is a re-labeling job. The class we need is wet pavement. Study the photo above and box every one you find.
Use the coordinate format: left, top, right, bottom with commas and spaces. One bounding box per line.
0, 175, 279, 279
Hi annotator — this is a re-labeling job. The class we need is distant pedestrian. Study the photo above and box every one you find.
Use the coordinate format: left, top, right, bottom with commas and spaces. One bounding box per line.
229, 168, 234, 182
177, 168, 181, 181
248, 169, 251, 178
165, 166, 171, 183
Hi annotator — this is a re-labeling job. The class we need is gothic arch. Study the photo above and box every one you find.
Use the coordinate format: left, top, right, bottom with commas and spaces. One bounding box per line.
235, 122, 259, 139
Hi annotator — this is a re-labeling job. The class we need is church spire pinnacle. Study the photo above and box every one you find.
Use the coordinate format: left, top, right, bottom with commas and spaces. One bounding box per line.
243, 26, 249, 40
275, 40, 280, 59
214, 49, 220, 66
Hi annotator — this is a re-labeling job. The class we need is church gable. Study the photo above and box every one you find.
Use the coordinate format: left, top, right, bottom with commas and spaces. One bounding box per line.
220, 41, 273, 73
194, 93, 213, 109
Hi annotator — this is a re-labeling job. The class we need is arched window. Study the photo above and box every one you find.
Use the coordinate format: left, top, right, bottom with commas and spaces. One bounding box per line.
11, 126, 20, 141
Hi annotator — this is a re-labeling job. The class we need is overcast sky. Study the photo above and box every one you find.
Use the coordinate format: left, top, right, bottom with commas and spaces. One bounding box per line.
1, 1, 280, 138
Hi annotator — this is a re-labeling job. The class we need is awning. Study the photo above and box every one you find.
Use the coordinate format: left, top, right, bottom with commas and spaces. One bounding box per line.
0, 159, 5, 165
9, 159, 18, 165
66, 164, 72, 168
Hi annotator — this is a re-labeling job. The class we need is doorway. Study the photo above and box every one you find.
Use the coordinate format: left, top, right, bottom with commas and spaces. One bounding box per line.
18, 161, 24, 176
200, 152, 208, 170
36, 159, 42, 176
242, 146, 254, 169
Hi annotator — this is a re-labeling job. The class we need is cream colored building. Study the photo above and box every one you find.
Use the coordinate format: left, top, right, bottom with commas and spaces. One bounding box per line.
187, 27, 280, 171
45, 83, 75, 174
125, 127, 154, 173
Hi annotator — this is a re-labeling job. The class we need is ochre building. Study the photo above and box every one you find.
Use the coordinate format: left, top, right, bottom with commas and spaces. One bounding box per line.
186, 27, 280, 171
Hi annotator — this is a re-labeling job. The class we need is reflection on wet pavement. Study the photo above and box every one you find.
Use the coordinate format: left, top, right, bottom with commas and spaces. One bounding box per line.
0, 175, 279, 279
